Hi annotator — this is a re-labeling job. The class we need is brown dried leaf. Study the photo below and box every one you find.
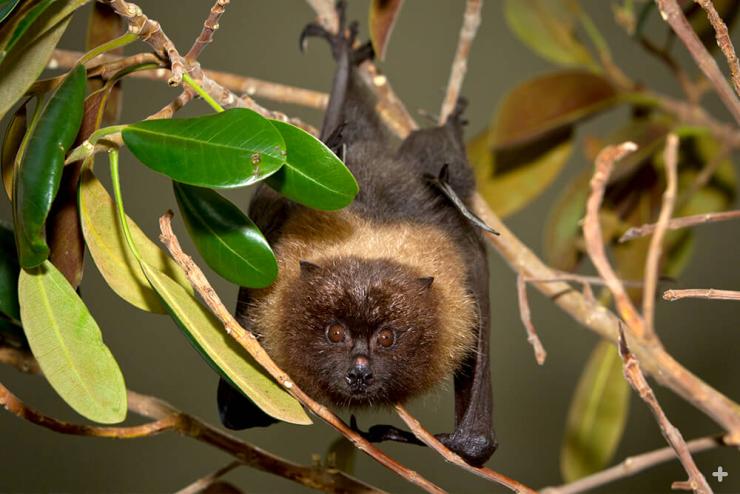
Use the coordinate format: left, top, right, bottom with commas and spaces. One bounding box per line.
85, 2, 124, 125
1, 100, 27, 200
369, 0, 404, 61
491, 71, 617, 149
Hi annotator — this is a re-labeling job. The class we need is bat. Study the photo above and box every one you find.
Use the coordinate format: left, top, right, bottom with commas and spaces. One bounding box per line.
217, 2, 497, 466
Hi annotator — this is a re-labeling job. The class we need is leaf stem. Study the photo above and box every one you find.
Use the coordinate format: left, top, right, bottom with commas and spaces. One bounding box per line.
182, 73, 224, 112
78, 32, 139, 66
108, 148, 142, 261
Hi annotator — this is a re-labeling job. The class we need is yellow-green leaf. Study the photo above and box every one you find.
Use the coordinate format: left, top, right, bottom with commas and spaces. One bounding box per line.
139, 262, 311, 426
19, 260, 126, 423
78, 169, 193, 313
491, 71, 617, 149
561, 340, 629, 482
469, 129, 573, 218
504, 0, 595, 68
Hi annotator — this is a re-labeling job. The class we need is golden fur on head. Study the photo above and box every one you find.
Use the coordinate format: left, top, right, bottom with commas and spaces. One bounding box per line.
248, 208, 478, 403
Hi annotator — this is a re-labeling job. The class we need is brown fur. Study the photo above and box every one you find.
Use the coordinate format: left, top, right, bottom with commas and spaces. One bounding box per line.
247, 207, 478, 406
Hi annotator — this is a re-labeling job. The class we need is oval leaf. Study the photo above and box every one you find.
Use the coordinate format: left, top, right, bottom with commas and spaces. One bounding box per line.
1, 99, 26, 199
13, 64, 86, 268
139, 261, 311, 426
0, 221, 20, 321
174, 182, 278, 288
122, 109, 286, 188
469, 128, 573, 218
369, 0, 404, 60
0, 0, 55, 60
561, 340, 630, 482
19, 260, 127, 423
492, 71, 617, 149
543, 171, 590, 271
78, 169, 193, 313
504, 0, 595, 68
266, 120, 358, 210
0, 13, 71, 120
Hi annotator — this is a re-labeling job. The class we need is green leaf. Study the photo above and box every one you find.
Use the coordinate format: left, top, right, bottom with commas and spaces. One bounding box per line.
0, 221, 20, 321
78, 169, 193, 313
13, 65, 86, 268
543, 170, 590, 270
19, 260, 127, 423
504, 0, 595, 68
139, 261, 311, 425
369, 0, 404, 60
0, 0, 22, 23
266, 120, 358, 210
492, 71, 617, 148
1, 98, 26, 199
0, 12, 71, 121
173, 182, 278, 288
561, 340, 630, 482
0, 0, 55, 60
122, 109, 286, 188
469, 128, 573, 218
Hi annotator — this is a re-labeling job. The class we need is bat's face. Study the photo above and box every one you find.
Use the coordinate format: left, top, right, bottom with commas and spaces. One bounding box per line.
265, 257, 442, 407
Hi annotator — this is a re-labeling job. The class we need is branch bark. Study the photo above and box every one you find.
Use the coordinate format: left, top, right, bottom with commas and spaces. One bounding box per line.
654, 0, 740, 124
185, 0, 230, 62
616, 328, 712, 493
439, 0, 482, 124
692, 0, 740, 97
620, 210, 740, 242
664, 288, 740, 301
0, 347, 384, 494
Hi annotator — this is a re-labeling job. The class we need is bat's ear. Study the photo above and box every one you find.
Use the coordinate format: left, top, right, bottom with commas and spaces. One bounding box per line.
417, 276, 434, 290
299, 260, 322, 276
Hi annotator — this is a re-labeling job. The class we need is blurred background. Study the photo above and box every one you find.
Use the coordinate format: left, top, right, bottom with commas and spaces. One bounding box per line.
0, 1, 739, 492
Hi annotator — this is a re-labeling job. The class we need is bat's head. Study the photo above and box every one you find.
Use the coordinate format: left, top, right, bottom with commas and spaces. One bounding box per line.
263, 256, 449, 407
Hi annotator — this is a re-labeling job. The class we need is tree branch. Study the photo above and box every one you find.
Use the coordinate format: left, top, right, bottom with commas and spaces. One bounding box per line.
438, 0, 482, 124
516, 274, 547, 365
50, 49, 329, 111
0, 346, 384, 494
692, 0, 740, 97
157, 212, 444, 494
643, 134, 679, 335
654, 0, 740, 124
394, 405, 537, 494
616, 328, 712, 493
664, 288, 740, 301
541, 434, 731, 494
185, 0, 230, 63
620, 210, 740, 242
175, 461, 242, 494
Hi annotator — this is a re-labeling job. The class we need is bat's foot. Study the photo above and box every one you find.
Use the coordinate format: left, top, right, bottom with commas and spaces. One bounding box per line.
436, 431, 498, 467
350, 416, 424, 445
299, 1, 374, 64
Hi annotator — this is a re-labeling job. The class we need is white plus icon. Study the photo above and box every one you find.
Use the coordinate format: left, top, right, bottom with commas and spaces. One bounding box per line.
712, 466, 729, 482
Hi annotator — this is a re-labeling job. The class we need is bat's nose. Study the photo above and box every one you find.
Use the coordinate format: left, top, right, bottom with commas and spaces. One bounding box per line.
346, 356, 374, 389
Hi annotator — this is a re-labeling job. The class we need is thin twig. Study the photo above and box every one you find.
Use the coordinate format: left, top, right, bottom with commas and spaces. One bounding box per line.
582, 142, 647, 336
438, 0, 482, 124
664, 288, 740, 301
516, 274, 547, 365
394, 405, 538, 494
643, 134, 679, 336
0, 346, 384, 494
616, 327, 712, 493
175, 461, 242, 494
51, 49, 329, 110
541, 434, 730, 494
0, 381, 178, 438
654, 0, 740, 124
524, 272, 643, 288
620, 210, 740, 242
185, 0, 230, 63
693, 0, 740, 97
157, 212, 445, 494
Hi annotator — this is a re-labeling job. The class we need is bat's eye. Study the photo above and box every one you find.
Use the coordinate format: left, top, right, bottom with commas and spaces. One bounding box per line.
326, 323, 346, 343
377, 328, 395, 348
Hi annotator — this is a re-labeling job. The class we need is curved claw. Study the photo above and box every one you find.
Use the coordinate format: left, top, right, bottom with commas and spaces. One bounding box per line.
299, 23, 332, 53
